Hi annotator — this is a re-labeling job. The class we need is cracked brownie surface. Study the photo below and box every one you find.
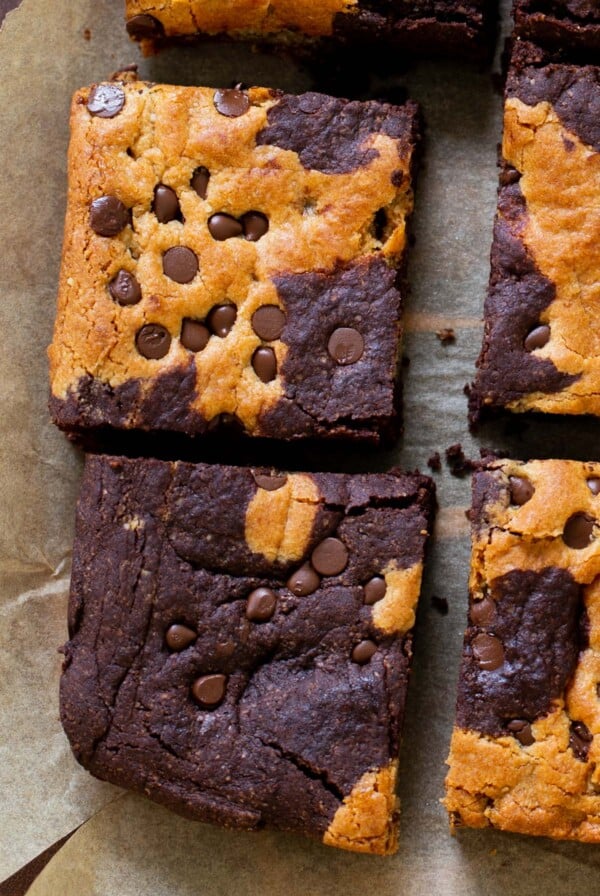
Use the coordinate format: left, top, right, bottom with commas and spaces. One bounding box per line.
49, 75, 420, 444
445, 458, 600, 842
513, 0, 600, 53
60, 455, 435, 854
470, 42, 600, 422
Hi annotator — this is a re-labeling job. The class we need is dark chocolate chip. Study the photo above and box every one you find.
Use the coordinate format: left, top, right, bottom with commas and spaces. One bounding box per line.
246, 587, 277, 622
287, 563, 320, 596
108, 269, 141, 306
252, 347, 277, 383
214, 88, 250, 118
588, 477, 600, 495
126, 13, 164, 39
87, 84, 125, 118
208, 213, 243, 241
191, 166, 210, 199
507, 719, 535, 746
192, 674, 227, 709
162, 246, 198, 284
311, 538, 348, 576
509, 476, 535, 506
569, 720, 593, 761
136, 324, 171, 360
153, 185, 181, 224
328, 328, 364, 366
471, 633, 504, 671
181, 319, 210, 353
89, 196, 130, 237
251, 305, 285, 341
253, 473, 288, 491
242, 212, 269, 242
207, 304, 237, 337
563, 513, 595, 549
470, 596, 496, 627
352, 640, 377, 665
165, 624, 197, 652
524, 325, 550, 352
363, 576, 386, 606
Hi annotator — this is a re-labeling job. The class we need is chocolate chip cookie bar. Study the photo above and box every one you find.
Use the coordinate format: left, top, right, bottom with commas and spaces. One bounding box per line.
445, 458, 600, 842
60, 455, 435, 854
469, 42, 600, 423
49, 75, 420, 443
125, 0, 496, 59
513, 0, 600, 54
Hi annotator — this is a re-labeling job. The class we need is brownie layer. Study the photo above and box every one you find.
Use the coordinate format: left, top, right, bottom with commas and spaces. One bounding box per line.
513, 0, 600, 54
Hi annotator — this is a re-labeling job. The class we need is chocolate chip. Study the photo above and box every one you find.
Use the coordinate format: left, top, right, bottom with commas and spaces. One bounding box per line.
352, 640, 377, 665
108, 269, 141, 306
471, 633, 504, 671
569, 720, 593, 761
208, 213, 243, 241
524, 325, 550, 351
287, 563, 320, 596
136, 324, 171, 360
87, 84, 125, 118
89, 196, 130, 237
214, 88, 250, 118
126, 13, 164, 39
311, 538, 348, 576
251, 306, 286, 341
191, 166, 210, 199
588, 477, 600, 495
252, 347, 277, 383
181, 319, 210, 353
246, 587, 277, 622
241, 212, 269, 241
165, 624, 197, 652
192, 674, 227, 709
162, 246, 198, 284
563, 513, 595, 549
470, 596, 496, 626
253, 473, 288, 491
364, 576, 386, 605
507, 719, 535, 746
509, 476, 535, 506
153, 185, 181, 224
207, 304, 237, 337
328, 328, 364, 365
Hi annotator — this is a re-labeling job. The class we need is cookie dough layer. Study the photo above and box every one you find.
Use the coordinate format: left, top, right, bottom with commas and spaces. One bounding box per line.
446, 458, 600, 842
61, 456, 435, 854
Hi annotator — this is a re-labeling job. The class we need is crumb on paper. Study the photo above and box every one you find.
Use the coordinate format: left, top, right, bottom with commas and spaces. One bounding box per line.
436, 328, 456, 345
427, 452, 441, 472
431, 595, 449, 615
445, 444, 477, 478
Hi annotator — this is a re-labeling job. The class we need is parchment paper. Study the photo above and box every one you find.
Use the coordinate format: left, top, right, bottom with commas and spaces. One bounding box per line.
1, 0, 600, 892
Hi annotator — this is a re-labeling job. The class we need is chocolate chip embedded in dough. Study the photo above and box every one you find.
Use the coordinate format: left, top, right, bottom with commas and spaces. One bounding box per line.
469, 595, 496, 627
524, 325, 550, 351
153, 185, 182, 224
253, 472, 288, 491
587, 477, 600, 495
242, 212, 269, 242
507, 719, 535, 746
251, 306, 285, 342
363, 576, 386, 605
191, 166, 210, 199
214, 88, 250, 118
136, 324, 171, 360
509, 476, 535, 506
471, 632, 504, 671
328, 328, 364, 366
208, 213, 243, 241
563, 513, 595, 549
108, 269, 141, 306
87, 84, 125, 118
90, 196, 130, 237
207, 304, 237, 337
569, 720, 593, 761
165, 624, 197, 652
126, 13, 165, 40
252, 347, 277, 383
246, 588, 277, 623
192, 674, 227, 709
287, 563, 320, 596
181, 319, 210, 353
162, 246, 198, 284
311, 538, 348, 576
352, 640, 377, 665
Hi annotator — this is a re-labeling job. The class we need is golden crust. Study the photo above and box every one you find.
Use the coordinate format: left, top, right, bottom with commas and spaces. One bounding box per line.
323, 762, 400, 855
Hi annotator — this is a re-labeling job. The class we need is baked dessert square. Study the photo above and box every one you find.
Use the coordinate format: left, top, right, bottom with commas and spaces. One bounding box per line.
49, 73, 420, 444
124, 0, 497, 59
513, 0, 600, 54
469, 42, 600, 423
445, 458, 600, 842
60, 456, 435, 854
